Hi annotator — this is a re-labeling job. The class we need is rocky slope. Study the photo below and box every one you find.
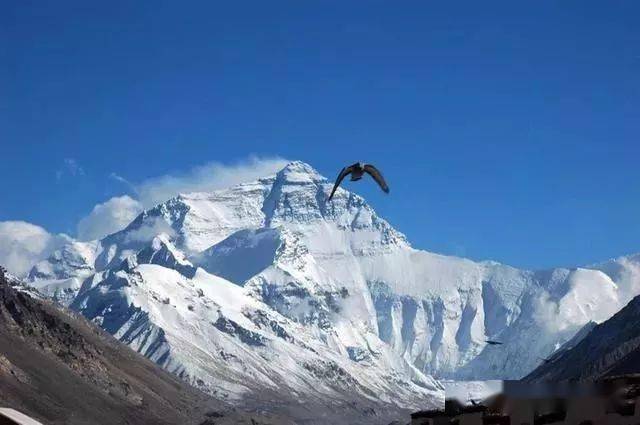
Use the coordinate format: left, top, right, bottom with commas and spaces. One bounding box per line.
0, 268, 291, 425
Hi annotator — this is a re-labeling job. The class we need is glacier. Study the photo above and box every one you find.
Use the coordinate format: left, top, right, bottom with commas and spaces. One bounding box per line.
23, 161, 640, 420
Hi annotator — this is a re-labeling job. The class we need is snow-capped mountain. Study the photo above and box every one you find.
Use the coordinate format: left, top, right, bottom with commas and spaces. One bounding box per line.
27, 239, 99, 305
24, 161, 640, 418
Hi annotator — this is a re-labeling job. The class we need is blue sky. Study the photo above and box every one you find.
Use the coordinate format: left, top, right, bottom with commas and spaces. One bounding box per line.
1, 1, 639, 269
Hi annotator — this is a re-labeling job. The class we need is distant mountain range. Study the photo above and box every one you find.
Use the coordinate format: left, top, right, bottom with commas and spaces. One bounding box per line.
10, 161, 640, 421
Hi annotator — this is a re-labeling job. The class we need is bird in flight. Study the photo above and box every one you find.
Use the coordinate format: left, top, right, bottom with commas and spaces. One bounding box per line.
486, 340, 503, 346
327, 162, 389, 201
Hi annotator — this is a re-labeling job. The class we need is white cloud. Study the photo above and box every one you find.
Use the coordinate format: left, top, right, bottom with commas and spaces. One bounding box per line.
77, 195, 144, 241
532, 267, 629, 334
532, 290, 563, 333
109, 172, 139, 195
123, 217, 176, 243
0, 221, 70, 277
70, 156, 288, 242
65, 158, 85, 176
134, 156, 290, 207
56, 158, 85, 181
1, 158, 289, 277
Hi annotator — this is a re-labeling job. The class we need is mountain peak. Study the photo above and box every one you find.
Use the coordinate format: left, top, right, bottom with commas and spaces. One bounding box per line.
275, 161, 326, 185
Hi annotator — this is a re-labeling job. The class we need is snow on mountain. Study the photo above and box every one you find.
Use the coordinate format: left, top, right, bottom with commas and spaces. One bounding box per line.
23, 161, 640, 416
122, 234, 196, 277
0, 268, 289, 425
27, 240, 100, 305
524, 293, 640, 381
70, 263, 440, 419
194, 228, 282, 284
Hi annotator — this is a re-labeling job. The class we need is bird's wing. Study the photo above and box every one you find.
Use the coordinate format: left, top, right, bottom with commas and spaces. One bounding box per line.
363, 164, 390, 193
328, 165, 354, 200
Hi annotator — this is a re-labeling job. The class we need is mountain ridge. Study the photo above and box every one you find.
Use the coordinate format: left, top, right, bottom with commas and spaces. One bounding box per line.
21, 161, 640, 419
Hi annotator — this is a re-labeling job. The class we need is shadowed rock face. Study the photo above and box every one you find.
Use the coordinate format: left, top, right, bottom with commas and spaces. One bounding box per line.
0, 268, 290, 425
